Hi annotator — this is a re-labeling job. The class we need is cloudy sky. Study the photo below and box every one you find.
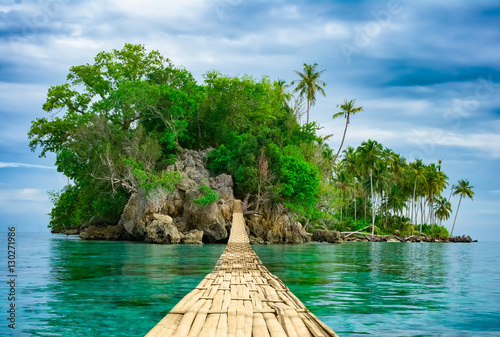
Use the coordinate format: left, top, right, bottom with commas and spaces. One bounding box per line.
1, 0, 499, 240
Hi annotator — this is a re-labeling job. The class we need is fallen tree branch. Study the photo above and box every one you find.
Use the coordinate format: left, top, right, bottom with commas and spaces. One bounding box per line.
342, 225, 371, 237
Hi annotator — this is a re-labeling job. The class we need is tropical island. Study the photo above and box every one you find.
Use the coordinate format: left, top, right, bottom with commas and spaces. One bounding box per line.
28, 44, 475, 244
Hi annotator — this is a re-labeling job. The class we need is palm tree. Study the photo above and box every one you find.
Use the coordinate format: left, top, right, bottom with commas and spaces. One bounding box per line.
341, 146, 359, 220
450, 179, 474, 237
292, 63, 326, 124
357, 139, 383, 235
406, 159, 427, 228
424, 164, 448, 225
274, 79, 292, 107
332, 99, 363, 164
371, 164, 394, 228
434, 196, 452, 226
390, 153, 407, 185
334, 170, 354, 222
387, 185, 407, 216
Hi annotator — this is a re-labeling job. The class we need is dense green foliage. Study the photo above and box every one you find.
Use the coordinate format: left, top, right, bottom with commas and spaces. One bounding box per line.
326, 140, 466, 237
30, 44, 471, 237
30, 44, 333, 230
192, 185, 219, 206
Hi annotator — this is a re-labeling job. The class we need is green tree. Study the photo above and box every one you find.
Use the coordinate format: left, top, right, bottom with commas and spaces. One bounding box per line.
406, 159, 427, 228
292, 63, 326, 124
357, 139, 383, 235
434, 196, 452, 226
450, 179, 474, 237
424, 164, 448, 225
28, 44, 202, 226
274, 79, 292, 107
332, 98, 363, 164
280, 155, 320, 217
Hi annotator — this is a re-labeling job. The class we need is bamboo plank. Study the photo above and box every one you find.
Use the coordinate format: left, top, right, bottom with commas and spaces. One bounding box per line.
262, 312, 288, 337
188, 299, 212, 337
252, 313, 271, 337
243, 299, 253, 337
216, 314, 228, 337
173, 299, 207, 336
197, 314, 219, 337
235, 300, 245, 337
298, 313, 327, 337
227, 298, 237, 337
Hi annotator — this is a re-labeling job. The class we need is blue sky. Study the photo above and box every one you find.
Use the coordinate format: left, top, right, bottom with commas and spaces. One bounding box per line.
1, 0, 499, 240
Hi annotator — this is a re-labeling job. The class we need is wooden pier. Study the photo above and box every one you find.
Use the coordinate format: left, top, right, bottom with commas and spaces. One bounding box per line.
145, 200, 338, 337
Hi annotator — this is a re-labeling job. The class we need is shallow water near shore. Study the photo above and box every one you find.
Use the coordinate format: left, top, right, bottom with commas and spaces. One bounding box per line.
1, 232, 499, 336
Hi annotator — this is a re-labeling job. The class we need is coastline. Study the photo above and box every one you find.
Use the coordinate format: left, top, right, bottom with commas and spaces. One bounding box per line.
51, 229, 477, 244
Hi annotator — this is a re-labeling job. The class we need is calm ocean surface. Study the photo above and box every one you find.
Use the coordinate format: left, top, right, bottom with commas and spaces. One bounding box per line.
1, 232, 499, 337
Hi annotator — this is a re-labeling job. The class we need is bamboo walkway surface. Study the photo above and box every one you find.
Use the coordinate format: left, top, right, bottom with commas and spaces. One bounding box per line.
145, 200, 339, 337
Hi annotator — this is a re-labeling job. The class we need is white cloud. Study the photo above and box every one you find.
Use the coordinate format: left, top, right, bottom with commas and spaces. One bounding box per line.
324, 22, 351, 40
0, 162, 55, 169
108, 0, 209, 23
0, 188, 48, 202
407, 129, 500, 158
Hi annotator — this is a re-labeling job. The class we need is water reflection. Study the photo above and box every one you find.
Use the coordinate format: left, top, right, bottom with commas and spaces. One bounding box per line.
9, 233, 500, 337
256, 242, 500, 336
257, 243, 450, 312
25, 235, 224, 336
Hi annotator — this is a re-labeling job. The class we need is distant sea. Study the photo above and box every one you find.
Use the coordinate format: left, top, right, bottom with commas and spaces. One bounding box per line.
1, 232, 499, 336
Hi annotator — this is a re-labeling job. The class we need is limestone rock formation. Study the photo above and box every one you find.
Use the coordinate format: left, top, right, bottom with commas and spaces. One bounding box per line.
115, 148, 234, 244
118, 193, 148, 240
184, 202, 227, 242
312, 230, 343, 244
245, 207, 310, 244
83, 148, 313, 245
145, 220, 182, 244
182, 230, 203, 244
79, 224, 131, 241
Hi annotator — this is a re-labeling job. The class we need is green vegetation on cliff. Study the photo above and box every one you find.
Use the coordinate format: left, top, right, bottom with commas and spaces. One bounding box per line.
29, 44, 472, 237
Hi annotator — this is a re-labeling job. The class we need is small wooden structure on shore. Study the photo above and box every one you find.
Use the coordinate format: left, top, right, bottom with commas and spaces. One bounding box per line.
145, 200, 338, 337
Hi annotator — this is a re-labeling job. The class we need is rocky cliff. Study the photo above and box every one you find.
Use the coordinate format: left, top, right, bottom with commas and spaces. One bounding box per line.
79, 148, 310, 244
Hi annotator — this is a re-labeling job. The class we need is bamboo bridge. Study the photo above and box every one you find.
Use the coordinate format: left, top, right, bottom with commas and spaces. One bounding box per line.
145, 200, 339, 337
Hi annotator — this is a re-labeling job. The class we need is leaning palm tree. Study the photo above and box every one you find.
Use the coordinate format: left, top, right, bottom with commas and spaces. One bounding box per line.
450, 179, 474, 237
291, 63, 326, 124
332, 98, 363, 164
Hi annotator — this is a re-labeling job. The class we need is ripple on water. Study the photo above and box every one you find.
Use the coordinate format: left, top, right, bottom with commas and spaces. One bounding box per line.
1, 233, 499, 336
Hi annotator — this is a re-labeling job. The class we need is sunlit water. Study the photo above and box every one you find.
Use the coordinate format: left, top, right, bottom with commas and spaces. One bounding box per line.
1, 232, 499, 336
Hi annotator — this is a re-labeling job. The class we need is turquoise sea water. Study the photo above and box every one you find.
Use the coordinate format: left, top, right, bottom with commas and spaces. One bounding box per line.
1, 232, 499, 336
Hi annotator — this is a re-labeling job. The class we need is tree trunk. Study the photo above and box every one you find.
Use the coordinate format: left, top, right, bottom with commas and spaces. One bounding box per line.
354, 191, 357, 221
306, 99, 310, 124
364, 194, 367, 220
371, 169, 375, 236
430, 193, 434, 225
412, 176, 417, 225
333, 114, 349, 164
420, 199, 424, 232
385, 191, 388, 228
450, 195, 462, 237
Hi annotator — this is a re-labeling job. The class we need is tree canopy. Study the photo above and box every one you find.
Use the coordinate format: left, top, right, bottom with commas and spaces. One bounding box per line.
30, 44, 333, 230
